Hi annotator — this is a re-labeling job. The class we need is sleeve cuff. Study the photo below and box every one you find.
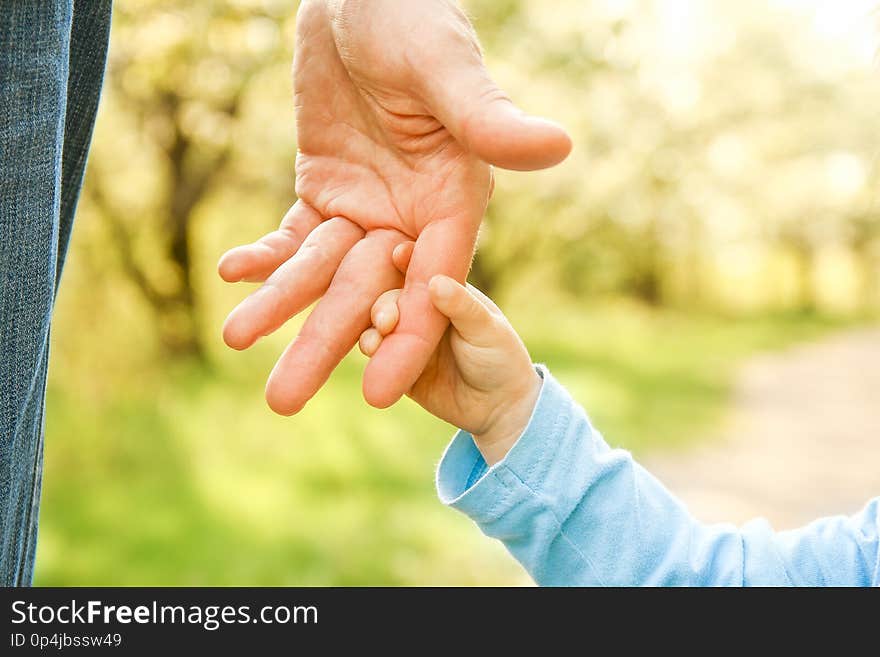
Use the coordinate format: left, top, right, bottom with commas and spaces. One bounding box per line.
435, 364, 579, 524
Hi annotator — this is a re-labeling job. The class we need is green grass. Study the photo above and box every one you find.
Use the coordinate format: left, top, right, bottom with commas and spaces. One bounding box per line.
513, 301, 852, 453
34, 302, 855, 585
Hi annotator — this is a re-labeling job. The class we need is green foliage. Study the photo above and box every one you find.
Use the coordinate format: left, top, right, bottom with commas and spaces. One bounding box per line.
466, 0, 880, 311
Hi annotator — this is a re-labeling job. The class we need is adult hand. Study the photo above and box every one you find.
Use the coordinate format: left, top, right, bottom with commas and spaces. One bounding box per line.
219, 0, 571, 415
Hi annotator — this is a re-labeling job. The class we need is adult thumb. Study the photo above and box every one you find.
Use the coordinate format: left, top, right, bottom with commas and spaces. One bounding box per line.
421, 58, 572, 171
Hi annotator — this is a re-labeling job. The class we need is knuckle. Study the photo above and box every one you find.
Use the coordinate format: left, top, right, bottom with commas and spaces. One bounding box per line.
463, 295, 484, 318
298, 240, 332, 268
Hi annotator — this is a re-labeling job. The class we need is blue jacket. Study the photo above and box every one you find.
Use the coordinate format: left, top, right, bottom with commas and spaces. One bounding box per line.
437, 367, 879, 586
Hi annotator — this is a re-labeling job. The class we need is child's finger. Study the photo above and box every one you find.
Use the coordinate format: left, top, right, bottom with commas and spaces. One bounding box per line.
428, 275, 497, 346
467, 283, 505, 317
391, 241, 415, 274
359, 328, 383, 357
371, 289, 402, 336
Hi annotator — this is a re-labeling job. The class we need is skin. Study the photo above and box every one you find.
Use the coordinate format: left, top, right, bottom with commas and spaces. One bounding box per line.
218, 0, 571, 415
360, 241, 542, 466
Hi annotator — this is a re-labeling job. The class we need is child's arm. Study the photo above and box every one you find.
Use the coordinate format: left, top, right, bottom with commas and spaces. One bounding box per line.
437, 369, 879, 586
361, 250, 880, 585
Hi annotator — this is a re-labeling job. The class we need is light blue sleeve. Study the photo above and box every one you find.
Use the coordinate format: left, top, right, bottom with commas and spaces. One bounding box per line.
436, 366, 880, 586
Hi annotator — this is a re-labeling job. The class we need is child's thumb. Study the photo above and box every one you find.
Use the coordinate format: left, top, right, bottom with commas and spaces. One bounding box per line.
428, 275, 496, 346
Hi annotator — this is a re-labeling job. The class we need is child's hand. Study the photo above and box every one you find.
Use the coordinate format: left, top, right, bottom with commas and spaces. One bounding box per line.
359, 243, 542, 465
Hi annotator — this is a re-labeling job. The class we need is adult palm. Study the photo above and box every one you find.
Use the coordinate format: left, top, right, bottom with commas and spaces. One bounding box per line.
219, 0, 571, 415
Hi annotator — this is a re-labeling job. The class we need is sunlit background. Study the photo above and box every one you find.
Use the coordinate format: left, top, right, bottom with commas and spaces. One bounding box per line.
36, 0, 880, 584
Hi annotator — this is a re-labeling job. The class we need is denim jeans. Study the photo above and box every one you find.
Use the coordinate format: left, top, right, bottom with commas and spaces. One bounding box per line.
1, 0, 111, 586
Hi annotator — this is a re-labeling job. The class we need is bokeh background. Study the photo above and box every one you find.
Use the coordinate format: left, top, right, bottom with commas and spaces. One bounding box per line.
36, 0, 880, 584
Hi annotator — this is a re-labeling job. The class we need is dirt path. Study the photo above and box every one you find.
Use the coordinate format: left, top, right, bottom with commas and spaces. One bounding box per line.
647, 326, 880, 530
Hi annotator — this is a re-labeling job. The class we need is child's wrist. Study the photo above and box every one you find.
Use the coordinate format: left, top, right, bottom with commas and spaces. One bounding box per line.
473, 369, 542, 466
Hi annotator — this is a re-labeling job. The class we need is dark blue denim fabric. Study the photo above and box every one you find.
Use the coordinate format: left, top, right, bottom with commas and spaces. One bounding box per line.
1, 0, 111, 586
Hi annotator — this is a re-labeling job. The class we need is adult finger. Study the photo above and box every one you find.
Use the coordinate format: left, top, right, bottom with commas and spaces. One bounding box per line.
362, 217, 479, 408
218, 200, 323, 283
416, 28, 572, 171
222, 217, 363, 350
264, 228, 406, 416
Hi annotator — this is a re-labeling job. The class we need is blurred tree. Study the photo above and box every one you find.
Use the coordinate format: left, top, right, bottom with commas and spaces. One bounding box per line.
847, 207, 880, 310
85, 1, 293, 360
73, 0, 880, 370
87, 88, 242, 360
